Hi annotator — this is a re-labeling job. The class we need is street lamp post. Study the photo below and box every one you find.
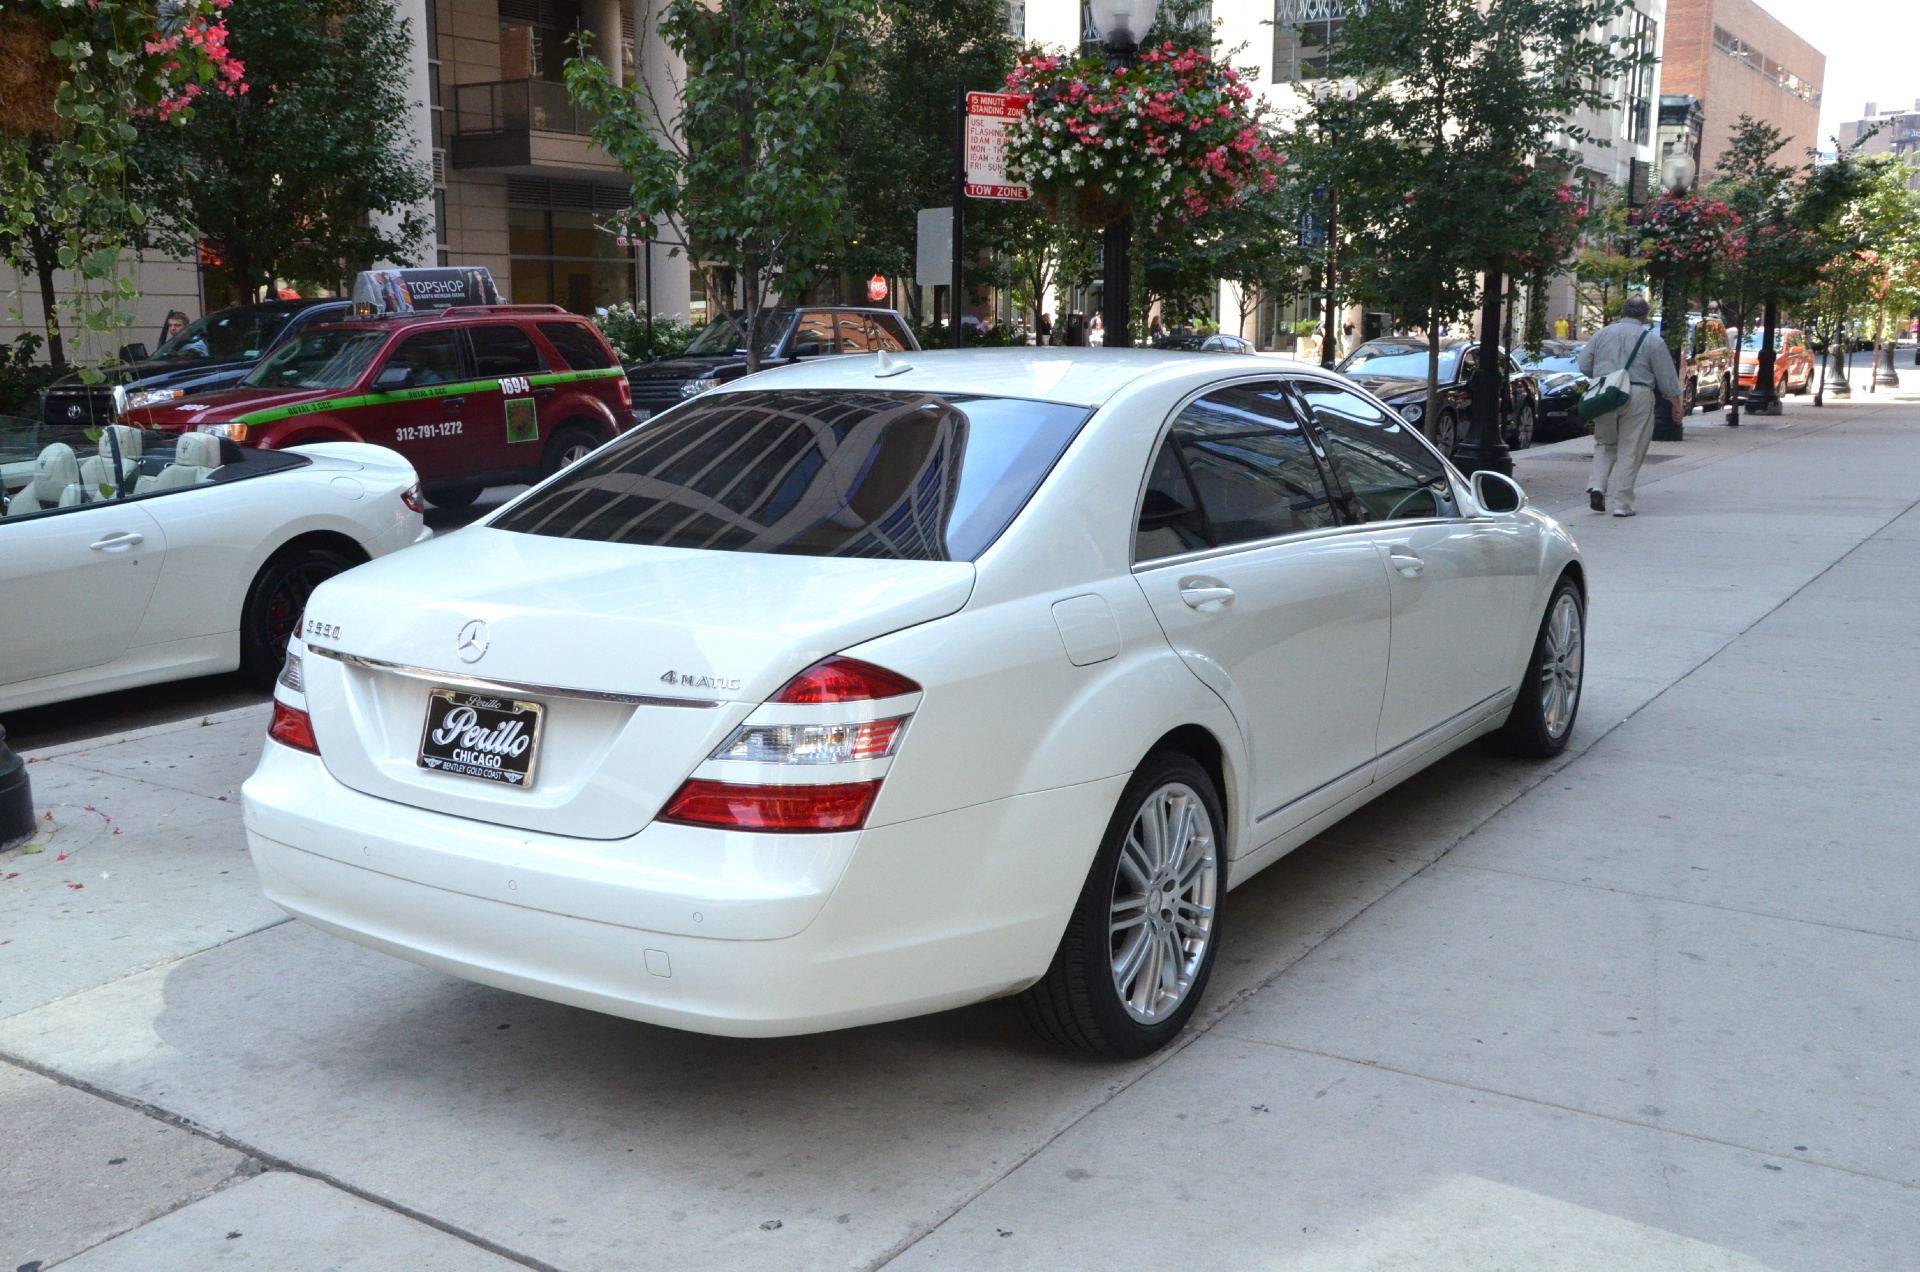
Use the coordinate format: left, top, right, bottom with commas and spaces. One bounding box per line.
1086, 0, 1159, 349
1652, 152, 1696, 442
1313, 77, 1358, 371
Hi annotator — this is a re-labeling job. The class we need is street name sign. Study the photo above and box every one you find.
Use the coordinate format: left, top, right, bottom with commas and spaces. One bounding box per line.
964, 92, 1031, 201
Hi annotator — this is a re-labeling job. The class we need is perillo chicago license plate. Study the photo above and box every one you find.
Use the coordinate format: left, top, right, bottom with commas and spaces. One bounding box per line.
417, 689, 543, 787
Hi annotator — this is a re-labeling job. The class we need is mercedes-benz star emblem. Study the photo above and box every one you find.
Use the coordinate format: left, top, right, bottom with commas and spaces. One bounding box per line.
456, 619, 490, 663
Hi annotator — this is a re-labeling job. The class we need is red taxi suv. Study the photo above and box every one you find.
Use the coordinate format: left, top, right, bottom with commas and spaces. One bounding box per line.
125, 305, 635, 509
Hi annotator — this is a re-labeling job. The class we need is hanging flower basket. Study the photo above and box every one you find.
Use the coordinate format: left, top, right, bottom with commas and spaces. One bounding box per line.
1634, 193, 1743, 278
1003, 44, 1281, 227
0, 11, 62, 138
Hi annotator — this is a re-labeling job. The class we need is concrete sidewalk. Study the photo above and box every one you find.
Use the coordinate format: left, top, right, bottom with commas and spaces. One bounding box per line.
3, 393, 1917, 1271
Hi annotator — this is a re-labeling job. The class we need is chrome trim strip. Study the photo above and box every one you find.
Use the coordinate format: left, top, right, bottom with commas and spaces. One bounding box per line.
1133, 518, 1457, 573
304, 646, 722, 708
1252, 688, 1510, 825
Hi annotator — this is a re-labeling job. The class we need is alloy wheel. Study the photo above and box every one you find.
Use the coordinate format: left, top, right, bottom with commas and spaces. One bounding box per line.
1109, 781, 1219, 1025
1538, 590, 1584, 740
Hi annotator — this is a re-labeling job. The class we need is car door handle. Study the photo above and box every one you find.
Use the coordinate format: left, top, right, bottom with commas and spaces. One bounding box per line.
1388, 548, 1425, 577
89, 531, 144, 551
443, 397, 464, 413
1178, 580, 1235, 610
534, 387, 556, 400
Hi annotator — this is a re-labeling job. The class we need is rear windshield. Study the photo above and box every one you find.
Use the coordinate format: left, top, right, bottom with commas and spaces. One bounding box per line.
493, 389, 1090, 561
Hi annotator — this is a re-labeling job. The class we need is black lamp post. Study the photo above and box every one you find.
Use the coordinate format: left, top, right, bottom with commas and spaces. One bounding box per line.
1652, 152, 1696, 442
1452, 263, 1514, 477
0, 723, 31, 851
1312, 77, 1359, 371
1086, 0, 1159, 349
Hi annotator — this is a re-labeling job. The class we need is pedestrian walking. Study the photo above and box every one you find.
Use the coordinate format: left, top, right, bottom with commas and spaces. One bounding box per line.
1553, 313, 1571, 340
1036, 311, 1053, 346
1577, 294, 1681, 518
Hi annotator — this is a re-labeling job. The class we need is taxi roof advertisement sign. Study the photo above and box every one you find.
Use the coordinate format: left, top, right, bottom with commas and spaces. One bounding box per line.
965, 92, 1031, 201
351, 267, 501, 315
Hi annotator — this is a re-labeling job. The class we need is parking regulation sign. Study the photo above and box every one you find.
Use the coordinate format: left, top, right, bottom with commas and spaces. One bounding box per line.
965, 92, 1031, 201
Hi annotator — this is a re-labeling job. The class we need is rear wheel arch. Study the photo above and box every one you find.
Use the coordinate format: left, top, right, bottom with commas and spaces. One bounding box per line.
237, 530, 372, 684
1142, 723, 1232, 851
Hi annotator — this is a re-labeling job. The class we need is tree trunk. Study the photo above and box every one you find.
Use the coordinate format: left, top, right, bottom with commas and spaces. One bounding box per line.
31, 237, 65, 368
1456, 265, 1512, 476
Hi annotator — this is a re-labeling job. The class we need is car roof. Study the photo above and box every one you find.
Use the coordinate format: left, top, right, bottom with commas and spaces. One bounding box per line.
308, 306, 595, 334
700, 347, 1317, 408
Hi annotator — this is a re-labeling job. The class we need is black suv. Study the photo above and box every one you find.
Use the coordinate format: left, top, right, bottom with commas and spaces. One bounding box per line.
626, 307, 918, 418
40, 298, 351, 427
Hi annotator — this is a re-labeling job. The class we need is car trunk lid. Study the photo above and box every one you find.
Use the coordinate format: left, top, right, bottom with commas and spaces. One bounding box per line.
296, 527, 973, 839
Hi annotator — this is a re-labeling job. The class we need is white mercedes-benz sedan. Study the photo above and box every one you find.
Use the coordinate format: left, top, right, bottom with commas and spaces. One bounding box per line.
2, 418, 428, 712
243, 349, 1584, 1058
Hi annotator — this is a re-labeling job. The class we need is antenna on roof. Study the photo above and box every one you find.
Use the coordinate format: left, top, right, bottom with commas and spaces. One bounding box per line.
874, 348, 913, 378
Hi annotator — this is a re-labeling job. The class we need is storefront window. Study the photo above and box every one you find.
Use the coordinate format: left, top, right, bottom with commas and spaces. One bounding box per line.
510, 208, 635, 313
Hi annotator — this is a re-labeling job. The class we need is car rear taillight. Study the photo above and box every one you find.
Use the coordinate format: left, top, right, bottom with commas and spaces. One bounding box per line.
660, 780, 881, 832
268, 700, 320, 755
401, 483, 427, 514
772, 656, 920, 704
616, 376, 633, 407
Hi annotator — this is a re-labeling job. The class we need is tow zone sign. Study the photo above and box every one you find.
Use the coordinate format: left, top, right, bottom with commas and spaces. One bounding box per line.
965, 92, 1031, 201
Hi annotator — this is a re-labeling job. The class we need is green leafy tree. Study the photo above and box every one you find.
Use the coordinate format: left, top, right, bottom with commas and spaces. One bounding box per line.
836, 0, 1020, 316
1842, 156, 1920, 370
567, 0, 873, 372
133, 0, 430, 304
1328, 0, 1648, 463
1, 0, 242, 367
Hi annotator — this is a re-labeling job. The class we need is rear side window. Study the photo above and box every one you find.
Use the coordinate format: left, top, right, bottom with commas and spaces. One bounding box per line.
493, 389, 1089, 561
1146, 384, 1338, 557
469, 324, 545, 376
538, 321, 616, 370
839, 313, 906, 353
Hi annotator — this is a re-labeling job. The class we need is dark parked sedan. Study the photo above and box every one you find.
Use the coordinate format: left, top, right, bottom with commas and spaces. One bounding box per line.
39, 298, 352, 428
625, 307, 918, 418
1337, 338, 1540, 456
1519, 340, 1592, 441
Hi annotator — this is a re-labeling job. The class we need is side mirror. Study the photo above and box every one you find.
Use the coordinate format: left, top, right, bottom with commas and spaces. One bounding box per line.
1472, 469, 1526, 514
373, 364, 414, 390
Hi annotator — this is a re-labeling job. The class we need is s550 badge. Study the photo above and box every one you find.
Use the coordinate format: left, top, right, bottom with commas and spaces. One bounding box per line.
661, 670, 741, 691
304, 618, 342, 642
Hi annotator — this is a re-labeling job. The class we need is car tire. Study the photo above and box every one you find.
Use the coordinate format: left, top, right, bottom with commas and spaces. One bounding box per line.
239, 544, 361, 687
1492, 575, 1584, 759
426, 483, 484, 511
1017, 751, 1225, 1059
542, 422, 606, 478
1434, 410, 1460, 457
1509, 402, 1535, 451
1681, 378, 1697, 414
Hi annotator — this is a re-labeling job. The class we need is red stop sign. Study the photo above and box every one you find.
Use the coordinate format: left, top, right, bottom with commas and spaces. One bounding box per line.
867, 274, 888, 302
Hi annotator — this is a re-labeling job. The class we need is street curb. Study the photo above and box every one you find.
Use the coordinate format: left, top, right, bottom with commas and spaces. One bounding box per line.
22, 703, 270, 764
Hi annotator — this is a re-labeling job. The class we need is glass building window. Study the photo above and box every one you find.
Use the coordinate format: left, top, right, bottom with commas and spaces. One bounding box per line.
509, 208, 635, 313
1272, 0, 1345, 83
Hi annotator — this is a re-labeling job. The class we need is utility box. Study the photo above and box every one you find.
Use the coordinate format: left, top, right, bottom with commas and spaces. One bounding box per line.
916, 208, 952, 287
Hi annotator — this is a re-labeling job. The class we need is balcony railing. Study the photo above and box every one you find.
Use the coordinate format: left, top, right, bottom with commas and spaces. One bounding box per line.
453, 79, 598, 138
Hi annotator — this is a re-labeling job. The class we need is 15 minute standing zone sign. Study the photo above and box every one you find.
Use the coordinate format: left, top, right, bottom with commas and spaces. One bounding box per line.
965, 92, 1032, 201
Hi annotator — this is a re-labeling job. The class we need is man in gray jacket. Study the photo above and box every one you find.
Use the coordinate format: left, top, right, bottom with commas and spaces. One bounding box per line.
1577, 294, 1683, 517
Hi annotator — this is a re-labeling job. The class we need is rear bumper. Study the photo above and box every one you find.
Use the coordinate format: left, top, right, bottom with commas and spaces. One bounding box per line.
241, 743, 1121, 1037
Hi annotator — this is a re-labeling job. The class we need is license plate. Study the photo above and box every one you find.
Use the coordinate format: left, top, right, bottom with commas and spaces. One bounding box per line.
417, 689, 543, 788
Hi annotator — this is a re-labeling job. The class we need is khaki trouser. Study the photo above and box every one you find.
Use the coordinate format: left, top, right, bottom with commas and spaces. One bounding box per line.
1590, 384, 1656, 514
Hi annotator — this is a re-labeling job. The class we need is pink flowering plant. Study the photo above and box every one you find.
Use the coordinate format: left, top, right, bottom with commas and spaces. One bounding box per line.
1002, 43, 1281, 225
1634, 193, 1744, 277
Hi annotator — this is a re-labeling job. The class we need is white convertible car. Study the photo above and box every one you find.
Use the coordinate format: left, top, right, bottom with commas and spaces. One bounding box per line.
1, 418, 427, 712
243, 350, 1584, 1058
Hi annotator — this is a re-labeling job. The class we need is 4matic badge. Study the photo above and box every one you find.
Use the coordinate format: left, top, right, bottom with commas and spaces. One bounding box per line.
660, 670, 741, 691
